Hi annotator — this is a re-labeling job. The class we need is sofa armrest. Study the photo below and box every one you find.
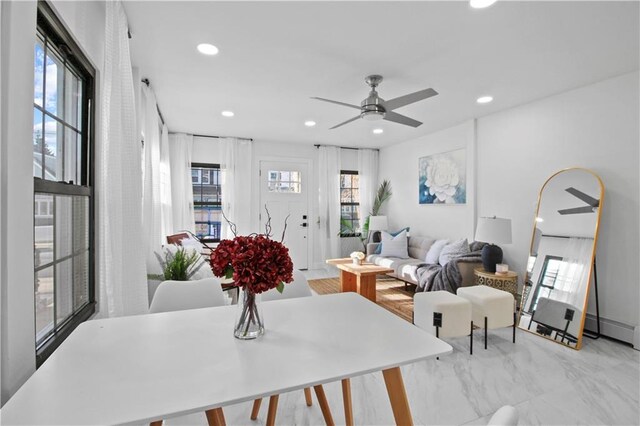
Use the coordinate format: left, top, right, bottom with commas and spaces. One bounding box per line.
366, 243, 381, 256
457, 261, 482, 287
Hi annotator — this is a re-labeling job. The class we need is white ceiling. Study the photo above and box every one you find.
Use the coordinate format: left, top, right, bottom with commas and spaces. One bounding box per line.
125, 1, 639, 148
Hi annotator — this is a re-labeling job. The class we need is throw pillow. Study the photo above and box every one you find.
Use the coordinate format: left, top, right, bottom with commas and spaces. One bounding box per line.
424, 239, 449, 264
439, 239, 470, 266
374, 227, 410, 254
379, 229, 409, 258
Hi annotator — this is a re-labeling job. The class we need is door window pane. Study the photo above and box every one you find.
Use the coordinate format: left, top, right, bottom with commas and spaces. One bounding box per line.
267, 170, 302, 193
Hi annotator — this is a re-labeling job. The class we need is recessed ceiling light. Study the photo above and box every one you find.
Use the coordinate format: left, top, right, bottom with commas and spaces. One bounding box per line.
221, 110, 234, 117
477, 96, 493, 104
535, 217, 544, 223
373, 128, 384, 135
304, 120, 316, 127
197, 43, 219, 56
470, 0, 497, 9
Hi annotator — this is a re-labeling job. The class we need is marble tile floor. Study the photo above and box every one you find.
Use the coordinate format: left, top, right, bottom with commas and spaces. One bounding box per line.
157, 270, 639, 425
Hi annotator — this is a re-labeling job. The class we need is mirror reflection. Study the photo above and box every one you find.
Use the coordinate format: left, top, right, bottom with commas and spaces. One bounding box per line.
518, 168, 604, 349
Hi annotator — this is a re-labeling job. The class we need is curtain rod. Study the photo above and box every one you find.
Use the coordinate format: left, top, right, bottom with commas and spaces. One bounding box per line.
314, 144, 379, 152
141, 78, 166, 126
193, 134, 254, 142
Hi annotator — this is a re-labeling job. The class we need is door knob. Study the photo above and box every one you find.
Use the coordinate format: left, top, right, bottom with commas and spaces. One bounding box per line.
300, 223, 308, 227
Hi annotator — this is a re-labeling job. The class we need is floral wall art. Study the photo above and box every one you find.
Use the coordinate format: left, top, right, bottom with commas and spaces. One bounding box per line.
419, 148, 467, 204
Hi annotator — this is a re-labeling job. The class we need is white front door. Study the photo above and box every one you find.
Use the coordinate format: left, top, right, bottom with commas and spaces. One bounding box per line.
259, 160, 310, 269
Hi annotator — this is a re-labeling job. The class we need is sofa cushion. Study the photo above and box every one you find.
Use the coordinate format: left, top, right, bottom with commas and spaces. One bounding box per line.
379, 229, 409, 258
367, 255, 417, 276
397, 259, 424, 283
439, 238, 470, 266
374, 227, 410, 254
408, 236, 435, 261
425, 239, 449, 264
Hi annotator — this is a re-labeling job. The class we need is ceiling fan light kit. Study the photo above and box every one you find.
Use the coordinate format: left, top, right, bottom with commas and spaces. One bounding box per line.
312, 74, 438, 130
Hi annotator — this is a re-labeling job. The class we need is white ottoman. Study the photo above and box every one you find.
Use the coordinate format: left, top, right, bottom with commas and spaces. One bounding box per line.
457, 285, 516, 349
414, 291, 474, 354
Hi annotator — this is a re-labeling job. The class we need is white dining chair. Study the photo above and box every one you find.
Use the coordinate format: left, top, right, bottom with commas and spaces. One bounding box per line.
149, 278, 227, 314
148, 277, 227, 426
251, 270, 336, 426
487, 405, 519, 426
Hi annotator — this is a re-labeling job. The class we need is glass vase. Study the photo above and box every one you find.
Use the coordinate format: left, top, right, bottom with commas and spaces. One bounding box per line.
234, 288, 264, 340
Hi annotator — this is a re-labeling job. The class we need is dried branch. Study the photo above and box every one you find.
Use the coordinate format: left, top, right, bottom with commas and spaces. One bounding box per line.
280, 214, 290, 243
220, 208, 238, 237
263, 204, 273, 238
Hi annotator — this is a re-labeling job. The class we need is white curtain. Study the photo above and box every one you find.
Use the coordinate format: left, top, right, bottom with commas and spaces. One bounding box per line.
554, 237, 594, 307
219, 138, 253, 238
97, 0, 148, 317
357, 148, 379, 235
169, 133, 195, 233
140, 85, 163, 266
159, 125, 173, 235
318, 146, 341, 260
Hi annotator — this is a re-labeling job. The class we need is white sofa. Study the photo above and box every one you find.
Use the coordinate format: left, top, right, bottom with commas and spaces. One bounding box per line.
366, 236, 481, 290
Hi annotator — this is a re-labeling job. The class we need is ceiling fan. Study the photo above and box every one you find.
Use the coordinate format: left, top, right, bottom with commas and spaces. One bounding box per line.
311, 75, 438, 130
558, 187, 600, 215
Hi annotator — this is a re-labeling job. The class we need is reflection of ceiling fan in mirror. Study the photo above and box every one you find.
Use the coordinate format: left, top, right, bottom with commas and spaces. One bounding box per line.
311, 75, 438, 129
558, 187, 600, 215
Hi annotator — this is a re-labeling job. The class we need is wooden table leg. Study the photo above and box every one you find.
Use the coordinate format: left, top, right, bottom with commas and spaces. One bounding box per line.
382, 367, 413, 426
358, 274, 377, 303
340, 270, 357, 293
342, 378, 354, 426
304, 387, 313, 406
205, 408, 226, 426
313, 384, 335, 426
266, 395, 279, 426
250, 398, 262, 420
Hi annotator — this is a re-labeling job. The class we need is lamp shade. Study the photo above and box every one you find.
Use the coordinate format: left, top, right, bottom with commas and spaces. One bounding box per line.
368, 215, 388, 232
475, 217, 512, 244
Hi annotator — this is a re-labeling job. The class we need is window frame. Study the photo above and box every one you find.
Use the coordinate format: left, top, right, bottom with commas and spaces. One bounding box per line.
33, 1, 96, 367
192, 162, 222, 243
340, 170, 361, 238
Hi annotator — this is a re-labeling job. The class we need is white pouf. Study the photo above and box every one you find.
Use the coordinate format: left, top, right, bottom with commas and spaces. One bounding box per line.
414, 291, 473, 354
457, 285, 516, 348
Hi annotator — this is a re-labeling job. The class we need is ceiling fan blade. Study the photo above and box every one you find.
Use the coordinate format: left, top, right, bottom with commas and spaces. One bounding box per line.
558, 206, 596, 215
565, 187, 600, 207
311, 97, 361, 110
330, 115, 361, 129
383, 111, 422, 128
383, 88, 438, 111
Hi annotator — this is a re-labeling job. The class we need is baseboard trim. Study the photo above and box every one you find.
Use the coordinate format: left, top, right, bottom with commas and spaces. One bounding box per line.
584, 313, 636, 345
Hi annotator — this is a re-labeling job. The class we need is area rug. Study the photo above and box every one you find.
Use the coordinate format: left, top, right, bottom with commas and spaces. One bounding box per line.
308, 277, 414, 323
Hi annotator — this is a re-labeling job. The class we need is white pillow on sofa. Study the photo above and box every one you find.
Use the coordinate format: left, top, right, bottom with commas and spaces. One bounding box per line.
439, 238, 470, 266
424, 239, 449, 264
379, 229, 409, 258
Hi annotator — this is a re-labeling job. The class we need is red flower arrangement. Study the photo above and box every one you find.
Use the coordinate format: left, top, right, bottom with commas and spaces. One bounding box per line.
210, 234, 293, 294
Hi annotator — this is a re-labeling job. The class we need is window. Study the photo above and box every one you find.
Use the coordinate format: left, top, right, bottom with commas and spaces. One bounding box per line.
192, 163, 222, 242
340, 170, 360, 237
267, 170, 301, 193
529, 256, 563, 313
33, 1, 95, 366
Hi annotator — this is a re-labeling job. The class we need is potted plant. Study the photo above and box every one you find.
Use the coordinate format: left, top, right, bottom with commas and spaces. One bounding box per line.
340, 180, 392, 250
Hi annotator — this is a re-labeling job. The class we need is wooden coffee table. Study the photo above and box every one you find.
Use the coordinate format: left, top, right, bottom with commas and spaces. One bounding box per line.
326, 258, 394, 303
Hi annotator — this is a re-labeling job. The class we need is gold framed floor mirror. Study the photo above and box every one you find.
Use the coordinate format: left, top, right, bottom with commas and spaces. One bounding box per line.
517, 168, 604, 349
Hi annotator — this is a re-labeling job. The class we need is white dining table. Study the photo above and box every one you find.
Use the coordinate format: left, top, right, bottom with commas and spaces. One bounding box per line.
1, 292, 452, 426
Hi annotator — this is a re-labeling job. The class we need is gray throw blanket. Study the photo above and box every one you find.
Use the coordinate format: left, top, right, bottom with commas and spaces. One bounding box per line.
416, 242, 487, 293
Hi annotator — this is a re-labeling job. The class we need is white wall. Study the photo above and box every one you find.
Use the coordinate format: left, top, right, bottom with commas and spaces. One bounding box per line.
0, 0, 38, 406
379, 120, 477, 241
379, 71, 639, 341
477, 71, 639, 338
0, 0, 106, 405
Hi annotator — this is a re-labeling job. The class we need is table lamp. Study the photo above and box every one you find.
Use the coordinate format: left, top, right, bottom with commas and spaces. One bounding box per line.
368, 215, 388, 243
474, 216, 512, 273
